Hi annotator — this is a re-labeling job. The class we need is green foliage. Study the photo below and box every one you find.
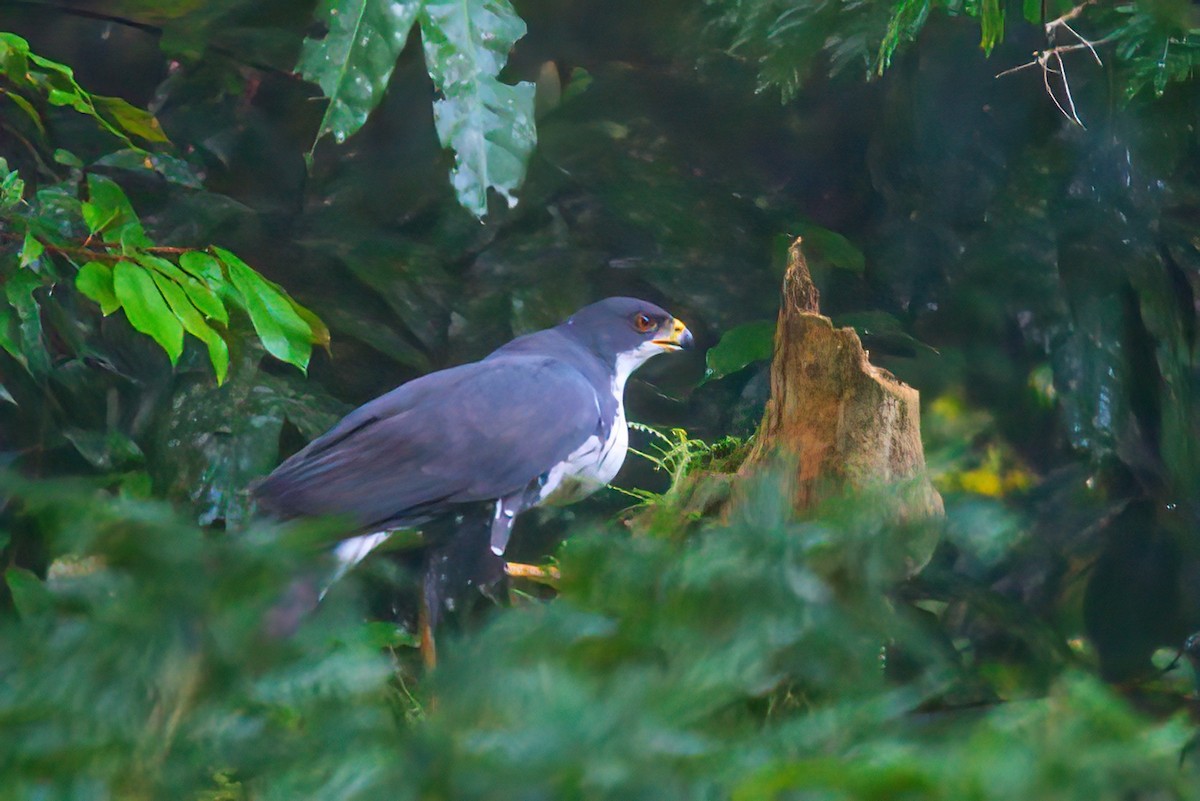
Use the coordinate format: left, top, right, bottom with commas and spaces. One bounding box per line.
709, 0, 1200, 101
1, 161, 323, 382
704, 319, 775, 382
0, 39, 325, 384
3, 2, 1200, 798
298, 0, 537, 217
3, 474, 1196, 799
0, 33, 167, 150
297, 0, 422, 147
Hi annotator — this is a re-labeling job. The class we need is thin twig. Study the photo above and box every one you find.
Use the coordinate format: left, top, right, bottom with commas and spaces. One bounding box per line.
994, 0, 1116, 127
0, 231, 193, 262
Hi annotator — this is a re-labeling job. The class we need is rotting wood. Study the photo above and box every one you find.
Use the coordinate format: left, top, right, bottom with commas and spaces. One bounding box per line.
740, 238, 943, 558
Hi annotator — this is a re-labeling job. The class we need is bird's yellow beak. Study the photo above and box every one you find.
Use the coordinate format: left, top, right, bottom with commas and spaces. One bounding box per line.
653, 318, 694, 351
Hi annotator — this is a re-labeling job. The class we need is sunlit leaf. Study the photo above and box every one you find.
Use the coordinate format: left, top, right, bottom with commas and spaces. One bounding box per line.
150, 270, 230, 384
113, 259, 183, 364
979, 0, 1005, 54
178, 250, 225, 286
213, 247, 313, 372
421, 0, 538, 216
53, 149, 83, 168
135, 252, 228, 325
76, 261, 120, 315
93, 95, 170, 143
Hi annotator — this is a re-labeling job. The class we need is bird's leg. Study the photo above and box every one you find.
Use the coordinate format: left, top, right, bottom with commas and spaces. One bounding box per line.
418, 590, 437, 671
419, 557, 440, 670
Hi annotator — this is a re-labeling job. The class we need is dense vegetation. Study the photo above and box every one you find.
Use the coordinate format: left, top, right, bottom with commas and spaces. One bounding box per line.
3, 0, 1200, 797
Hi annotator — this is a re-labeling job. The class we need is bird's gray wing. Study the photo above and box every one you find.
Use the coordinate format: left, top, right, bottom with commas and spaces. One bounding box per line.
254, 356, 603, 532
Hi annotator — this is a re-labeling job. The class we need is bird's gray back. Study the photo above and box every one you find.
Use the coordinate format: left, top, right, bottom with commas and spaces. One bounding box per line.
254, 353, 604, 532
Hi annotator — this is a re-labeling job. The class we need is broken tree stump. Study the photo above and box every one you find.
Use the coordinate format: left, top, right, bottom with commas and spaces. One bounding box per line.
627, 237, 942, 576
742, 238, 943, 537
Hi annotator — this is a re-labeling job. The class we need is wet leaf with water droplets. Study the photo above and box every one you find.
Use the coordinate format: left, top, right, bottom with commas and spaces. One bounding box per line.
297, 0, 422, 148
420, 0, 537, 217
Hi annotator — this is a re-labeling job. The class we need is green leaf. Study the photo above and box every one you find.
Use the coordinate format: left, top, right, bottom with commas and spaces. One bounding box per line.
53, 149, 83, 168
1023, 0, 1042, 24
76, 260, 120, 315
113, 259, 183, 364
5, 567, 53, 621
178, 250, 225, 287
703, 320, 775, 382
150, 270, 230, 384
794, 222, 865, 273
0, 158, 24, 208
19, 229, 43, 269
833, 311, 937, 357
979, 0, 1005, 54
213, 247, 313, 372
420, 0, 538, 216
176, 251, 233, 325
94, 149, 203, 188
877, 0, 932, 73
93, 95, 170, 143
1, 88, 45, 135
82, 174, 146, 245
135, 252, 228, 325
62, 428, 144, 470
152, 351, 347, 527
0, 305, 21, 365
25, 46, 137, 148
4, 268, 49, 376
297, 0, 422, 147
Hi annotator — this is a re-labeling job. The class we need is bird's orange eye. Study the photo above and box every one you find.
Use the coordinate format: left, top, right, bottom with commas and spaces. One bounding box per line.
633, 313, 655, 333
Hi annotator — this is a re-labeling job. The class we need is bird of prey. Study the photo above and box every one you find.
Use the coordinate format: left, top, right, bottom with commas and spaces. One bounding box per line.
254, 297, 693, 660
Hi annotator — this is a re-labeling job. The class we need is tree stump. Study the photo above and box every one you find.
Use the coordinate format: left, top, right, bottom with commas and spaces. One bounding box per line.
740, 238, 943, 570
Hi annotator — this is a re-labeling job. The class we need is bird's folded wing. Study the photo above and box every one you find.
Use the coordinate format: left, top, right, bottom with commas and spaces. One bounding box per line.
253, 356, 603, 532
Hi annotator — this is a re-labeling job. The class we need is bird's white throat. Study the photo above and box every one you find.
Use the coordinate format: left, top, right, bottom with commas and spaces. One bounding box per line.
613, 339, 667, 394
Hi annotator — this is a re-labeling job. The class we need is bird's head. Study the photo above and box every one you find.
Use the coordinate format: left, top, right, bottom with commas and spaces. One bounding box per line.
561, 297, 693, 384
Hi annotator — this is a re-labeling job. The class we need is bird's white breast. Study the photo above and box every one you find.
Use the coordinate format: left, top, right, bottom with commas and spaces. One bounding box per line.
538, 388, 629, 506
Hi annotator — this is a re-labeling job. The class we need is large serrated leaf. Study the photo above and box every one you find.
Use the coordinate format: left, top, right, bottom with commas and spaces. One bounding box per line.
421, 0, 537, 216
113, 259, 183, 364
297, 0, 422, 146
